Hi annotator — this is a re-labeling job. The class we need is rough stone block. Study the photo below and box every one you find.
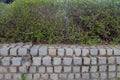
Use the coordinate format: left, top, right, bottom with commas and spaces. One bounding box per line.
108, 57, 115, 64
47, 67, 53, 73
1, 57, 11, 66
75, 73, 81, 79
82, 73, 89, 79
82, 66, 89, 72
38, 66, 45, 73
114, 49, 120, 55
43, 56, 51, 66
108, 65, 116, 71
91, 57, 97, 64
98, 57, 106, 64
10, 47, 18, 56
91, 73, 99, 79
0, 47, 9, 56
117, 72, 120, 77
66, 48, 73, 56
63, 57, 72, 65
68, 73, 74, 79
54, 66, 62, 73
49, 48, 56, 56
90, 66, 97, 72
0, 74, 3, 80
83, 57, 90, 65
29, 66, 36, 73
59, 73, 67, 79
100, 72, 107, 79
117, 66, 120, 71
116, 57, 120, 64
27, 74, 33, 80
99, 48, 106, 55
64, 66, 71, 72
74, 48, 81, 56
53, 57, 61, 65
32, 57, 41, 66
0, 67, 7, 73
58, 48, 64, 56
99, 65, 107, 72
39, 46, 47, 56
13, 74, 21, 80
73, 57, 82, 65
50, 74, 58, 80
9, 67, 17, 72
30, 45, 39, 56
18, 48, 27, 56
33, 73, 40, 80
109, 72, 116, 78
12, 57, 22, 66
82, 49, 89, 56
90, 49, 98, 56
73, 66, 80, 72
5, 74, 12, 80
41, 73, 49, 79
19, 66, 27, 73
107, 49, 113, 55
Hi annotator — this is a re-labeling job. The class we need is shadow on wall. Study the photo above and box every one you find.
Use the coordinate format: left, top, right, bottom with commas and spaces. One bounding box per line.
0, 0, 14, 4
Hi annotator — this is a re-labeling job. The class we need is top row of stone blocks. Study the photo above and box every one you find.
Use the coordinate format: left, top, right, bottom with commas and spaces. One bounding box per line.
0, 45, 120, 56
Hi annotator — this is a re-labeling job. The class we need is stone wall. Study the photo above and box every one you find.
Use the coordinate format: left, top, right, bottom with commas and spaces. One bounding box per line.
0, 43, 120, 80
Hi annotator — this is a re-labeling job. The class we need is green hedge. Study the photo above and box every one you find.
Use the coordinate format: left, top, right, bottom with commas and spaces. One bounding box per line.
0, 0, 120, 44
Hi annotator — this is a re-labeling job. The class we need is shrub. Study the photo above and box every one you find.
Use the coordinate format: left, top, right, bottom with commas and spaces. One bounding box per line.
0, 0, 120, 44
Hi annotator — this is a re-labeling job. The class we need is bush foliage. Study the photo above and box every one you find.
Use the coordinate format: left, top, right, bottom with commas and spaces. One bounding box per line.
0, 0, 120, 44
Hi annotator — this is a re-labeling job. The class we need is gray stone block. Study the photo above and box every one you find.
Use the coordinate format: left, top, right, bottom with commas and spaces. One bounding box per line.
33, 73, 40, 80
43, 56, 51, 66
90, 66, 97, 72
9, 67, 17, 72
19, 66, 27, 73
75, 73, 81, 79
74, 48, 81, 56
107, 49, 113, 55
54, 66, 62, 73
48, 48, 56, 56
73, 66, 80, 72
29, 66, 36, 73
117, 66, 120, 71
82, 49, 89, 56
117, 72, 120, 77
27, 74, 33, 80
10, 47, 19, 56
100, 72, 107, 79
91, 73, 99, 79
83, 57, 90, 65
99, 65, 107, 72
64, 66, 71, 72
58, 48, 64, 56
0, 47, 10, 56
82, 73, 89, 79
109, 72, 116, 78
91, 57, 97, 64
73, 57, 82, 65
12, 57, 22, 66
53, 57, 61, 65
18, 48, 28, 56
38, 66, 45, 73
13, 74, 21, 80
99, 48, 106, 55
0, 74, 3, 80
41, 74, 49, 79
108, 65, 116, 71
114, 49, 120, 55
116, 57, 120, 64
90, 49, 98, 56
5, 74, 12, 80
68, 73, 74, 79
63, 57, 72, 65
59, 73, 67, 79
47, 67, 53, 73
98, 57, 106, 64
0, 67, 7, 73
50, 74, 58, 80
32, 57, 41, 66
66, 48, 73, 56
82, 66, 89, 72
30, 45, 39, 56
1, 57, 11, 66
39, 46, 47, 56
108, 57, 115, 64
